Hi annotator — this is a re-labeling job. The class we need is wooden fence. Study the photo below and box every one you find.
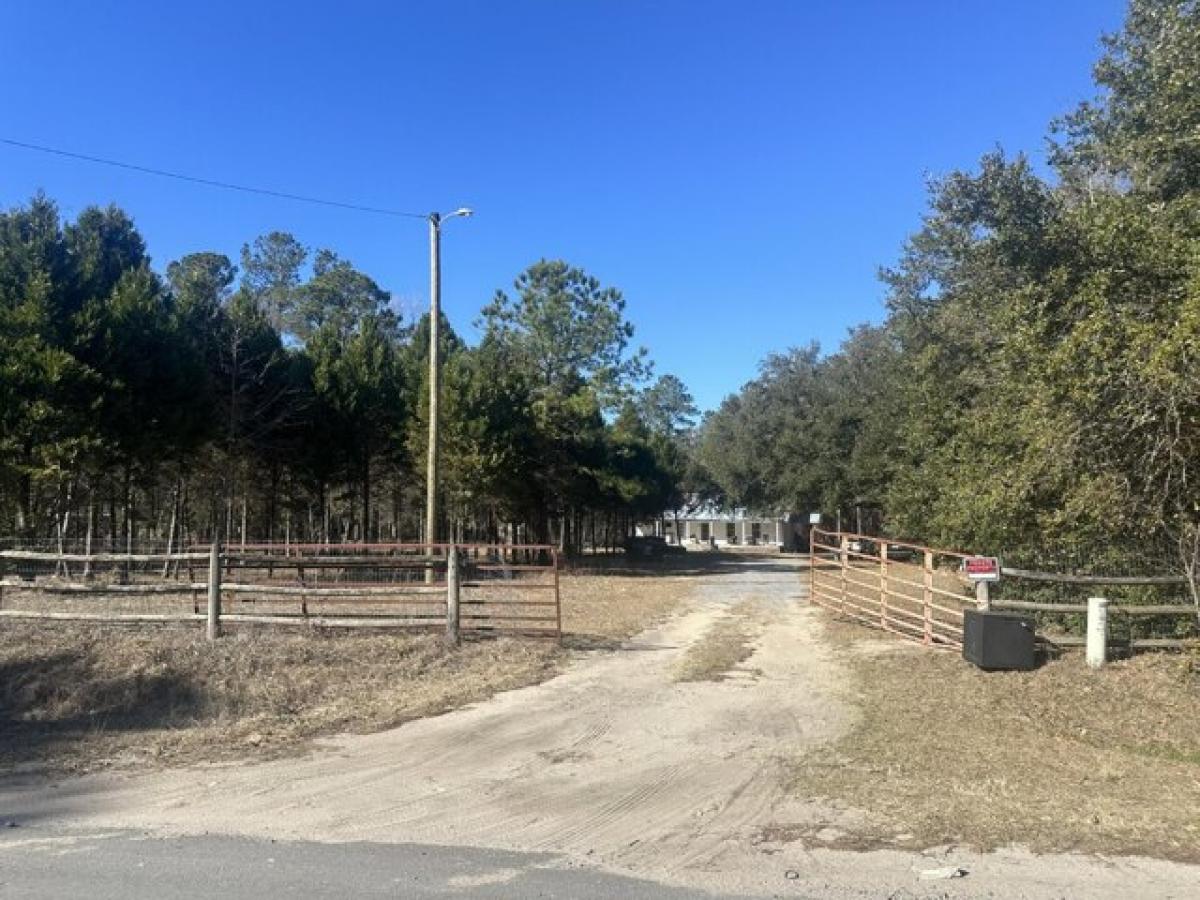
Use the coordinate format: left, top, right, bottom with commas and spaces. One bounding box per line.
989, 566, 1198, 650
809, 529, 1199, 652
0, 542, 561, 641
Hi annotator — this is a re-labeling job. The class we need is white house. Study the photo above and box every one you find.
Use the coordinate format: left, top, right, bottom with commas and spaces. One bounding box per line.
651, 504, 792, 549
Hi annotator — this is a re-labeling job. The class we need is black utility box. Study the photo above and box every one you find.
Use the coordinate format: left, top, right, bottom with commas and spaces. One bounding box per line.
962, 609, 1036, 671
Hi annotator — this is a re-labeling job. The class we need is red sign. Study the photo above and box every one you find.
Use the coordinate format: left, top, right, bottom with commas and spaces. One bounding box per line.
965, 556, 1001, 582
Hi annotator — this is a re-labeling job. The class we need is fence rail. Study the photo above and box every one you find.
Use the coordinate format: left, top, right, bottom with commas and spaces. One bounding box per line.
999, 566, 1188, 586
808, 528, 972, 651
808, 529, 1199, 653
0, 542, 561, 641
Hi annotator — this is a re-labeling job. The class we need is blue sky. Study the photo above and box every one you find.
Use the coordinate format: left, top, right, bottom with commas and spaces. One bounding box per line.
2, 0, 1124, 411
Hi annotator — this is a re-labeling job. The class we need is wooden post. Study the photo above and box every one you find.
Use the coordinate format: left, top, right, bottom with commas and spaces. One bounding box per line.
206, 540, 221, 641
880, 541, 889, 629
553, 548, 562, 643
809, 529, 815, 601
922, 549, 934, 646
445, 545, 460, 644
1086, 596, 1109, 668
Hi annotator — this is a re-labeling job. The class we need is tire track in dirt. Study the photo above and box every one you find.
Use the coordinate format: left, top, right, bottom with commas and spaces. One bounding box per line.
4, 556, 856, 892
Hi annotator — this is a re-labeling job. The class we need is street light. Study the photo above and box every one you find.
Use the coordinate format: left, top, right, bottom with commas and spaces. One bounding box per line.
425, 207, 473, 554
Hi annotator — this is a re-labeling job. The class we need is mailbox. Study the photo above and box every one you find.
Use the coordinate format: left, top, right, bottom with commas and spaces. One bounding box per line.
963, 609, 1036, 671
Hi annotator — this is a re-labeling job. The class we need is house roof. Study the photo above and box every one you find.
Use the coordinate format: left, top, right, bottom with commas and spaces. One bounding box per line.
677, 502, 785, 522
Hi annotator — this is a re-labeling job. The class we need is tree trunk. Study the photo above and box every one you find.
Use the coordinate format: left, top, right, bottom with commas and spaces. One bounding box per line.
108, 490, 118, 554
162, 478, 180, 577
362, 449, 371, 543
83, 493, 95, 579
55, 477, 74, 577
320, 483, 329, 545
267, 462, 279, 547
123, 464, 133, 555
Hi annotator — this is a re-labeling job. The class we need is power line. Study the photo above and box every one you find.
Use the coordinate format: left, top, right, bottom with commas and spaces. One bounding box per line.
1, 137, 428, 220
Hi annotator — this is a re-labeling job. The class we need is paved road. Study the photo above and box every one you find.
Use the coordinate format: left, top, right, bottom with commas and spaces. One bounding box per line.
0, 826, 789, 899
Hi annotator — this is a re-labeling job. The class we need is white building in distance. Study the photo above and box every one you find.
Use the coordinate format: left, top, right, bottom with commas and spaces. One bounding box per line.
649, 504, 801, 550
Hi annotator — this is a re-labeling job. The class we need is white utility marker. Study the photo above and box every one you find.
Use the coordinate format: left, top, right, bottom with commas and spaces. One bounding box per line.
1086, 596, 1109, 668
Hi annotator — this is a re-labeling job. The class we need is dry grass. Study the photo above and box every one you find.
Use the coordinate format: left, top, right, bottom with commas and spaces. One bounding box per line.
789, 614, 1200, 862
0, 569, 697, 775
560, 570, 697, 647
0, 623, 559, 775
674, 600, 760, 682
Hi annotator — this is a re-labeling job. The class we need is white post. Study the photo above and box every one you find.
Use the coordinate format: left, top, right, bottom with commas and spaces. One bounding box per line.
1086, 596, 1109, 669
975, 580, 990, 611
838, 536, 848, 612
922, 549, 934, 646
879, 541, 889, 629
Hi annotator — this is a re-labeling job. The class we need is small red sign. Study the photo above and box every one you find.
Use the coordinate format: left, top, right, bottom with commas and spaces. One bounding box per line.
965, 556, 1001, 582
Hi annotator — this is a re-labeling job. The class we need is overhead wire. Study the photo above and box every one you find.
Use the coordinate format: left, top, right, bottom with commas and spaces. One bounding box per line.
0, 137, 428, 219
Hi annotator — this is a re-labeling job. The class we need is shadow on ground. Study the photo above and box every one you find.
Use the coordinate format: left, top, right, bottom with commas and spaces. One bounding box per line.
0, 647, 204, 771
562, 550, 804, 579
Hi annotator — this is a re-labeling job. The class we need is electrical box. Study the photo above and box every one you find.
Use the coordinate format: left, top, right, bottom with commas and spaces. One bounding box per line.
962, 609, 1036, 671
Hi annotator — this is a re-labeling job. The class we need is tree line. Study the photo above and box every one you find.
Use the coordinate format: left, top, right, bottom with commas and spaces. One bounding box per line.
0, 205, 698, 554
696, 0, 1200, 590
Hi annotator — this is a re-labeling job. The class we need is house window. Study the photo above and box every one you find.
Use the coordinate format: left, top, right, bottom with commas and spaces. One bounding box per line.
752, 523, 762, 541
700, 523, 710, 541
726, 523, 736, 541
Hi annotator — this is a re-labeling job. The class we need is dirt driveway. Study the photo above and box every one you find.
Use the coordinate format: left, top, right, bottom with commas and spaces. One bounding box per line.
5, 556, 1199, 898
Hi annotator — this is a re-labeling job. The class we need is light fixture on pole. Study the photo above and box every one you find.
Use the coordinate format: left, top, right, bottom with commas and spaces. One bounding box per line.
425, 207, 473, 555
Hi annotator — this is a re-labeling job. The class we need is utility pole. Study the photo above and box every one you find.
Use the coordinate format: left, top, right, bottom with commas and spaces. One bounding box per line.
425, 212, 442, 553
423, 208, 472, 580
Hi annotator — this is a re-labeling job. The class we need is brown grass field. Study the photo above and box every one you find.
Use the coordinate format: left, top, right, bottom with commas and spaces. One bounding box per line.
0, 567, 696, 775
790, 614, 1200, 862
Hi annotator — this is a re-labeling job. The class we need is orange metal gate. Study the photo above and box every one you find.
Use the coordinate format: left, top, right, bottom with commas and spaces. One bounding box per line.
808, 528, 974, 650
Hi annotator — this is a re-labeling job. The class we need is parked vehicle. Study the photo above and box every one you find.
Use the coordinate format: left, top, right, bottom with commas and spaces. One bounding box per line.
622, 535, 686, 558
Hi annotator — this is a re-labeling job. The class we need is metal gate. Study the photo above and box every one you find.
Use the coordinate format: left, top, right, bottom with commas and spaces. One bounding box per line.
808, 528, 974, 650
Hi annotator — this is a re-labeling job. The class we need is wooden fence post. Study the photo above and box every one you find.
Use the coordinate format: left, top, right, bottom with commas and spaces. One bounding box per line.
923, 549, 934, 646
446, 545, 460, 644
880, 541, 889, 630
809, 529, 815, 601
553, 548, 562, 643
206, 540, 222, 641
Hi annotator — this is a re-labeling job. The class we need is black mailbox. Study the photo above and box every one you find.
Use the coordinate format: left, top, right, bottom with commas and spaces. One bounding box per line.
962, 609, 1036, 671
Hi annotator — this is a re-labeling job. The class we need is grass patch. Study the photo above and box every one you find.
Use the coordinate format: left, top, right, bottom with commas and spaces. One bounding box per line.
789, 614, 1200, 862
674, 602, 760, 682
0, 570, 697, 775
0, 624, 559, 775
561, 572, 696, 648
